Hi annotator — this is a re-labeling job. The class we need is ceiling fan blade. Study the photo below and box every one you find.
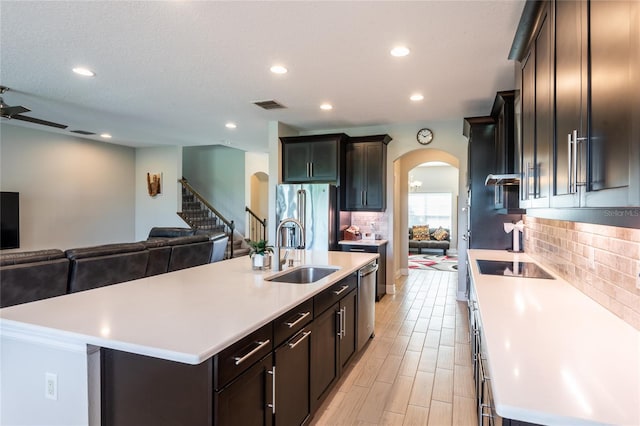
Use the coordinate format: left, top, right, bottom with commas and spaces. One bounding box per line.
11, 114, 68, 129
0, 105, 30, 116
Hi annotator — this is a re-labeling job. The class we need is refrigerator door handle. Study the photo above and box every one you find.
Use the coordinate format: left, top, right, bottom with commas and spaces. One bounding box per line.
297, 189, 306, 248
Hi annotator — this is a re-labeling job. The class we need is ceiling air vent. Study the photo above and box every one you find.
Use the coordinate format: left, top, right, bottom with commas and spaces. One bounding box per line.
253, 100, 286, 110
70, 130, 96, 135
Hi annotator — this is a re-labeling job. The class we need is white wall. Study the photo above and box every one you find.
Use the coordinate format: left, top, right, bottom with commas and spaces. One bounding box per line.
182, 145, 246, 235
0, 124, 136, 251
245, 152, 269, 229
0, 335, 90, 425
134, 145, 184, 241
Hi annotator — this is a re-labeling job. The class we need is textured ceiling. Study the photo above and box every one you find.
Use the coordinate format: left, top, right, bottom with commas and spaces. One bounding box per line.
0, 1, 524, 151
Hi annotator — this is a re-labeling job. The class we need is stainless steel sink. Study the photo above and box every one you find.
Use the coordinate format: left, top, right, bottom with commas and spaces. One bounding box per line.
265, 266, 339, 284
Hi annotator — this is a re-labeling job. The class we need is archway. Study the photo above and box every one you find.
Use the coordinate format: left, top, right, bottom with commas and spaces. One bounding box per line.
248, 171, 269, 240
393, 149, 461, 277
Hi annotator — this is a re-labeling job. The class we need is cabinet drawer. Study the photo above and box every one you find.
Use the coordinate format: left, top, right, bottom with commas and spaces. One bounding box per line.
213, 322, 273, 390
273, 298, 313, 347
314, 274, 357, 316
341, 244, 377, 254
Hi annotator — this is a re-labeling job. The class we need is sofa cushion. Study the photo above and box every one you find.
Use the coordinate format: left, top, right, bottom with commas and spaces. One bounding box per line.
432, 227, 450, 241
412, 225, 430, 241
65, 243, 149, 293
142, 240, 171, 277
148, 227, 195, 239
0, 249, 65, 266
0, 256, 69, 308
167, 235, 213, 272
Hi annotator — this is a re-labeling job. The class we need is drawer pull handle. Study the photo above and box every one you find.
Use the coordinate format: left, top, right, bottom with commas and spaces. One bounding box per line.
349, 248, 366, 252
234, 339, 270, 365
333, 285, 349, 296
288, 330, 312, 349
284, 311, 311, 328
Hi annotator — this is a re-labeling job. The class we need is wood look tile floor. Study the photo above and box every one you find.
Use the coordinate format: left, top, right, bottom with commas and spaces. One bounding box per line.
311, 269, 477, 426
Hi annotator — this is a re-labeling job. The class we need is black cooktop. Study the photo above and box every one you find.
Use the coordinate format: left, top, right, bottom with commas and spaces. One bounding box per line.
476, 260, 555, 279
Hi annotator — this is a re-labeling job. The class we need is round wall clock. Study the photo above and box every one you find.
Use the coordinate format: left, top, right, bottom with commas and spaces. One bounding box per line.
417, 128, 433, 145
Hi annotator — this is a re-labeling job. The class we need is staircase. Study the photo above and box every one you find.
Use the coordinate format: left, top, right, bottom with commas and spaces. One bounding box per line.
178, 178, 250, 259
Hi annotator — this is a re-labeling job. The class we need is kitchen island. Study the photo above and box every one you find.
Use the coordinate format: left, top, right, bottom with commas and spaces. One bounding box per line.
0, 250, 378, 425
467, 249, 639, 426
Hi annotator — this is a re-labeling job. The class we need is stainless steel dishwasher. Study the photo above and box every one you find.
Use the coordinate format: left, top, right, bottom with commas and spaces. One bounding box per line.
357, 261, 378, 351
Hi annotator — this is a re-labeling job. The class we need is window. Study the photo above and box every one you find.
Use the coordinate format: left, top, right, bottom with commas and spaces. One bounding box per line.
408, 192, 452, 229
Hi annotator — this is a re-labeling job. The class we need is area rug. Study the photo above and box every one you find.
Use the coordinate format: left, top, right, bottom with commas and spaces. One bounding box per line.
408, 254, 458, 272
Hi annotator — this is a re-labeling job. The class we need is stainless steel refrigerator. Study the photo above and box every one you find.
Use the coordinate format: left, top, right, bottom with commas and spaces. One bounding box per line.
275, 184, 338, 251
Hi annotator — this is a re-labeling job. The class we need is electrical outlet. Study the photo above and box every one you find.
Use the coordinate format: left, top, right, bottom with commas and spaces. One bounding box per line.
45, 373, 57, 400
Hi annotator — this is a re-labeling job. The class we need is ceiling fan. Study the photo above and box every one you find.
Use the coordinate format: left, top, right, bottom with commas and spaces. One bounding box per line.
0, 86, 68, 129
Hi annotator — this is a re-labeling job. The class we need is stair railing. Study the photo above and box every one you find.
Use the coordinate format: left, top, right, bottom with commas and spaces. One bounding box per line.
245, 207, 267, 242
178, 178, 235, 259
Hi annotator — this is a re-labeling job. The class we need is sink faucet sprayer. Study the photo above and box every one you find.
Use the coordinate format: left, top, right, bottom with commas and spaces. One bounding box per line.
274, 218, 305, 271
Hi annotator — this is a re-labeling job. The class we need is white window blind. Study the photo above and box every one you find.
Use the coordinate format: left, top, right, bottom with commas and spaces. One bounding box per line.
408, 192, 452, 229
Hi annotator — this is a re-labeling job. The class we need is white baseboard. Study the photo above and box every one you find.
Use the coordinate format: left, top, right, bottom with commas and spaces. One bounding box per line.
386, 284, 396, 295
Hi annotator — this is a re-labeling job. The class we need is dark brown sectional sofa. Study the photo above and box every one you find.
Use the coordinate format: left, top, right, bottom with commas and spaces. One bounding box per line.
0, 228, 219, 308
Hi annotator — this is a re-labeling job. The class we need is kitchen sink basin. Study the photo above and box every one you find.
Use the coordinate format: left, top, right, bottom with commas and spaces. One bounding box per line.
265, 266, 339, 284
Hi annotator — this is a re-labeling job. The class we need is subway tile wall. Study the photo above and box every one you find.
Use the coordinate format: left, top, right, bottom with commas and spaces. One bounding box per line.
525, 216, 640, 330
349, 212, 389, 239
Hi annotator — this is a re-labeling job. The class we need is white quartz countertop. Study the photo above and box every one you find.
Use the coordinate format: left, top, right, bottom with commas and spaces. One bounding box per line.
0, 250, 377, 365
338, 239, 388, 246
467, 249, 640, 426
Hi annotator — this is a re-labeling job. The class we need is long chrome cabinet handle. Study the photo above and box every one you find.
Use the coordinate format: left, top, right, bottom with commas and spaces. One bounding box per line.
233, 339, 270, 365
341, 307, 347, 338
284, 311, 311, 328
288, 330, 312, 349
267, 367, 276, 414
333, 285, 349, 296
309, 162, 313, 178
336, 309, 343, 338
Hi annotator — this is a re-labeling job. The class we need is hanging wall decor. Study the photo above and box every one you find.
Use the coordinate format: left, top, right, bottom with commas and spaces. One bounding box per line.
147, 172, 162, 197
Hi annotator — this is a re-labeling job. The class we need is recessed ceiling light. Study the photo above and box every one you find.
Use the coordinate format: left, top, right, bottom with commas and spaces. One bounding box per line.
72, 67, 95, 77
410, 94, 424, 101
320, 103, 333, 111
270, 65, 288, 74
225, 122, 237, 129
390, 46, 410, 57
100, 133, 112, 139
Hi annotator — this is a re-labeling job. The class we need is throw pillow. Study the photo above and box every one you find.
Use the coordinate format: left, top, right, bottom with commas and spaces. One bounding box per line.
412, 225, 430, 241
432, 227, 449, 241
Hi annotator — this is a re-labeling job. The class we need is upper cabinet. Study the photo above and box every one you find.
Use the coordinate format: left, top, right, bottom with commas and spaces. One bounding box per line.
520, 2, 552, 208
280, 134, 347, 183
343, 135, 391, 212
514, 0, 640, 209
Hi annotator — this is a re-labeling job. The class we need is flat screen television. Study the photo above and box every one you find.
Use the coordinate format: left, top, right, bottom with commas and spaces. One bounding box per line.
0, 191, 20, 249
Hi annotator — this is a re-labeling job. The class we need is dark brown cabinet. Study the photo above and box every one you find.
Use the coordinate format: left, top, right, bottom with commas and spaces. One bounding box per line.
215, 354, 274, 426
340, 242, 387, 301
274, 327, 312, 426
311, 275, 357, 412
280, 134, 347, 183
343, 135, 391, 211
520, 3, 552, 209
516, 0, 639, 209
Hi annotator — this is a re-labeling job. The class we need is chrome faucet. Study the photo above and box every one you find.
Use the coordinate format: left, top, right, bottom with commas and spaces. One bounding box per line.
274, 218, 305, 271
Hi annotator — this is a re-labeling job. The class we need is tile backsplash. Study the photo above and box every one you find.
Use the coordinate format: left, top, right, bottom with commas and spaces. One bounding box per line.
525, 216, 640, 330
347, 212, 389, 239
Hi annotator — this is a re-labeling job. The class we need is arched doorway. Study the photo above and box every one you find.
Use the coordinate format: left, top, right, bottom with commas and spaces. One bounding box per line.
248, 171, 268, 240
393, 149, 462, 278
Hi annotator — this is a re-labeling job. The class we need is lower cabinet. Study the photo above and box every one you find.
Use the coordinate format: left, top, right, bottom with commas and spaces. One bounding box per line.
274, 326, 312, 426
340, 242, 387, 300
215, 354, 274, 426
311, 288, 357, 411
